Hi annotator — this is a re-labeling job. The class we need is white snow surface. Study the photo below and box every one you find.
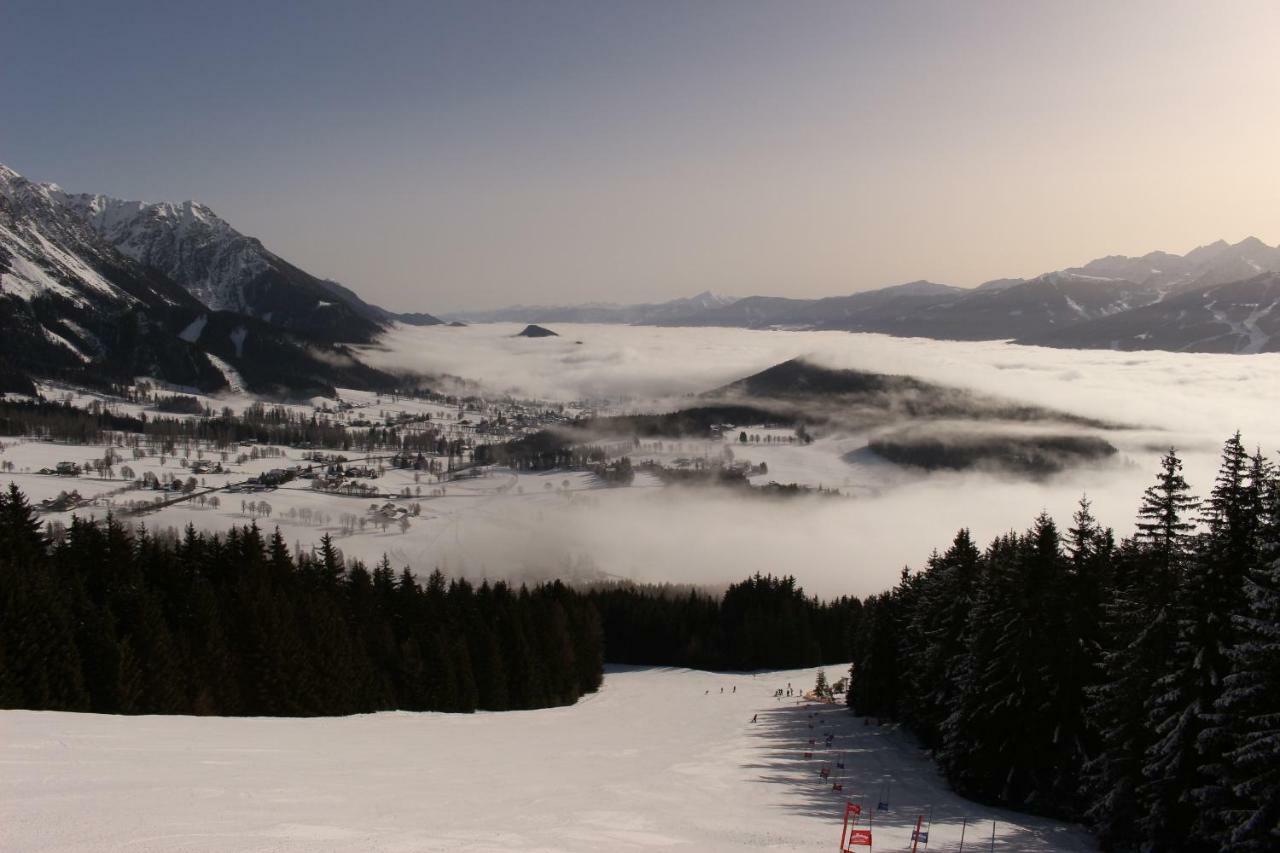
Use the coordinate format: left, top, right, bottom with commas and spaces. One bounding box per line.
0, 666, 1093, 852
205, 351, 247, 393
179, 314, 209, 343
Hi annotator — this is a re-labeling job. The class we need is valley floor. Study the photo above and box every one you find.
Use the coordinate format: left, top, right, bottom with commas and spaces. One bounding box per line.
0, 666, 1094, 852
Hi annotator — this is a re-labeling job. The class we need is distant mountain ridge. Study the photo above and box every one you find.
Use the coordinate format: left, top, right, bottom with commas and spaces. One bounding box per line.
452, 239, 1280, 353
443, 290, 737, 325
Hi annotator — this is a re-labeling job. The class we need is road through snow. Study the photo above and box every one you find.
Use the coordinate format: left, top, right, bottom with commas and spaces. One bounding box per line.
0, 666, 1094, 852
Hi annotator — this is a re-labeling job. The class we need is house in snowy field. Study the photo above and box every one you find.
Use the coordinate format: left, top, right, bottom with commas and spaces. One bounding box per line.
45, 461, 82, 476
369, 502, 409, 521
256, 469, 294, 486
40, 490, 84, 512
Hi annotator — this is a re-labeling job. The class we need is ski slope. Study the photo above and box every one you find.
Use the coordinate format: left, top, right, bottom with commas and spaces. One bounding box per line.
0, 666, 1094, 852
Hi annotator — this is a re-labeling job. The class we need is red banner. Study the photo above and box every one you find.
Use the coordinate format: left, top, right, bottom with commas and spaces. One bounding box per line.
845, 829, 873, 848
840, 803, 870, 851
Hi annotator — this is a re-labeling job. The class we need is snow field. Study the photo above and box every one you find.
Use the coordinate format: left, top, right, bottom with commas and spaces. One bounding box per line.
0, 666, 1093, 852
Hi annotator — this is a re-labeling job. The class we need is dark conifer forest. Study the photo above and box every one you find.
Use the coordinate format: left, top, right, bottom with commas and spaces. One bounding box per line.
847, 434, 1280, 851
0, 483, 603, 715
588, 574, 858, 671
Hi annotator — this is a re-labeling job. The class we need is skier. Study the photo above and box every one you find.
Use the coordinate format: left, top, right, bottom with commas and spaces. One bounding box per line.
751, 714, 757, 723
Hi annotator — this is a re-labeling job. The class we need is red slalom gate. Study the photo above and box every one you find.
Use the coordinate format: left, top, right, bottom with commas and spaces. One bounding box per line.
839, 802, 872, 851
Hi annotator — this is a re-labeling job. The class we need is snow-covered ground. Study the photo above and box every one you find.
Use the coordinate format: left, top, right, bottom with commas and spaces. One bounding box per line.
0, 666, 1093, 852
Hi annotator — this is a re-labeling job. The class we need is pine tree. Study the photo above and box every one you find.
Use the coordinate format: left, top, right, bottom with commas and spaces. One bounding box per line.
1141, 438, 1252, 850
905, 529, 982, 748
1054, 499, 1113, 806
0, 482, 47, 564
1136, 449, 1200, 567
1214, 451, 1280, 851
1187, 434, 1263, 843
940, 515, 1085, 814
1083, 540, 1155, 850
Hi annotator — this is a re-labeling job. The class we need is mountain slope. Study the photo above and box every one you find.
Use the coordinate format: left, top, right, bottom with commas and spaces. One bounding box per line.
62, 193, 386, 343
878, 272, 1162, 341
0, 164, 401, 396
0, 165, 227, 393
652, 274, 1154, 340
1023, 272, 1280, 353
648, 239, 1280, 350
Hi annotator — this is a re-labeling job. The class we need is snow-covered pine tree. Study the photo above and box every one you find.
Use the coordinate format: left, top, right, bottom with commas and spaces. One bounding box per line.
848, 570, 914, 717
940, 516, 1082, 815
1083, 538, 1156, 850
1214, 450, 1280, 851
1086, 451, 1197, 847
1056, 499, 1114, 807
939, 532, 1017, 800
1142, 437, 1255, 849
903, 529, 983, 749
1135, 449, 1199, 565
1189, 435, 1262, 843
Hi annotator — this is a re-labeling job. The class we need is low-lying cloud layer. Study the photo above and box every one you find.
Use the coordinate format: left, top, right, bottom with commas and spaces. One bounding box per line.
357, 323, 1280, 597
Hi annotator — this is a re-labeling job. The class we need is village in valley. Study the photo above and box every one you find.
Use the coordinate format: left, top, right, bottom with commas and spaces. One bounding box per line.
0, 366, 865, 587
1, 381, 585, 548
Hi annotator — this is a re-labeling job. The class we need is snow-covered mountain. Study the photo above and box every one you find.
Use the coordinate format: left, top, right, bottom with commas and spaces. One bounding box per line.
0, 164, 219, 393
1062, 236, 1280, 294
0, 163, 400, 395
1024, 272, 1280, 353
645, 239, 1280, 352
0, 165, 195, 312
59, 191, 388, 343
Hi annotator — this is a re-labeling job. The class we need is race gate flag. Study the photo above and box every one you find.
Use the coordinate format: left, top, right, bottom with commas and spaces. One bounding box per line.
839, 802, 872, 851
844, 829, 872, 849
912, 830, 929, 843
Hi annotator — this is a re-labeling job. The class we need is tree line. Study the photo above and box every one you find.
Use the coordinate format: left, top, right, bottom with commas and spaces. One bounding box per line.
0, 397, 452, 454
589, 573, 859, 671
847, 434, 1279, 851
0, 484, 602, 715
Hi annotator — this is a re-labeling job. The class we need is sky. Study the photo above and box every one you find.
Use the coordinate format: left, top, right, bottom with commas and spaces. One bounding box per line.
4, 1, 1280, 312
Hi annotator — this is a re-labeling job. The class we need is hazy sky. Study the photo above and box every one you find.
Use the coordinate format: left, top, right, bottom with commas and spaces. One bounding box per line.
4, 1, 1279, 311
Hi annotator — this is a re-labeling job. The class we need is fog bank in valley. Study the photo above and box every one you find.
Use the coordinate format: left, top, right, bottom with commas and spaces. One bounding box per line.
359, 323, 1280, 597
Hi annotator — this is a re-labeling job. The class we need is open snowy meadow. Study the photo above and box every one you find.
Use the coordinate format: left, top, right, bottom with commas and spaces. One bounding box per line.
0, 665, 1094, 852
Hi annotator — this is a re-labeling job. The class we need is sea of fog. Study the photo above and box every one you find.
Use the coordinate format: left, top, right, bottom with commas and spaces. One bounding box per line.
352, 323, 1280, 597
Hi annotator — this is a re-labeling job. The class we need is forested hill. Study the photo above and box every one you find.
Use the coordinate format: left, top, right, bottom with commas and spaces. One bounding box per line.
847, 433, 1280, 852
